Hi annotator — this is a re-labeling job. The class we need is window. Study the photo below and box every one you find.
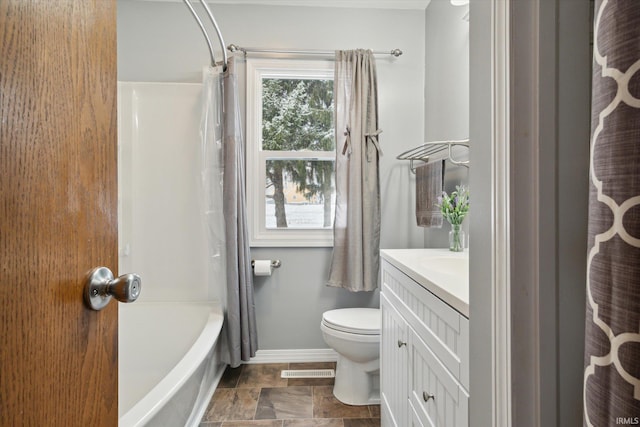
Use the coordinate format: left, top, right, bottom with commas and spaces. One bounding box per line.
246, 59, 335, 247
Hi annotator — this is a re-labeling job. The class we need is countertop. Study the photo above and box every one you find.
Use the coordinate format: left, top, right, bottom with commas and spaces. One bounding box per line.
380, 248, 469, 318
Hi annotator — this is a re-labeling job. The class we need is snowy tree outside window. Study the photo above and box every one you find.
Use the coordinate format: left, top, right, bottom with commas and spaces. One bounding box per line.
246, 59, 335, 247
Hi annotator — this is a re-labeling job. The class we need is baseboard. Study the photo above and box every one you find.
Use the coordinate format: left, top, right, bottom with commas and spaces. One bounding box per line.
245, 348, 338, 364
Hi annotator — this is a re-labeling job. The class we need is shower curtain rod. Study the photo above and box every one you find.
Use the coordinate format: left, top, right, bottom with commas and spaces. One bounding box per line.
227, 44, 403, 58
183, 0, 228, 70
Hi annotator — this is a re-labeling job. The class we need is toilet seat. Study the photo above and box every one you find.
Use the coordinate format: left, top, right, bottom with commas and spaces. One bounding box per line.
322, 308, 380, 335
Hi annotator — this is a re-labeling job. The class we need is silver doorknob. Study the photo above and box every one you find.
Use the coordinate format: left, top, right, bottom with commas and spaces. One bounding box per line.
84, 267, 141, 311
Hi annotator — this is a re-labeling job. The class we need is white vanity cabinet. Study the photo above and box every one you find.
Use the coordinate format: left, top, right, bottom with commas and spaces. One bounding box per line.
380, 251, 469, 427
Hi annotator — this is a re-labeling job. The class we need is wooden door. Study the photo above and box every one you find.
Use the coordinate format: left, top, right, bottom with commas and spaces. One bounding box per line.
0, 1, 119, 425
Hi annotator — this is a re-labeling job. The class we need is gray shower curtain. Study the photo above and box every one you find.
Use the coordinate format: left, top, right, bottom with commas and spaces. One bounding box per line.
584, 1, 640, 425
327, 49, 382, 292
202, 58, 257, 368
223, 58, 258, 367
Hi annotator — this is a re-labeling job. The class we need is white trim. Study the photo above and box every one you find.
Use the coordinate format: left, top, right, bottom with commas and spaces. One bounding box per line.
491, 0, 512, 425
246, 58, 335, 247
245, 348, 338, 364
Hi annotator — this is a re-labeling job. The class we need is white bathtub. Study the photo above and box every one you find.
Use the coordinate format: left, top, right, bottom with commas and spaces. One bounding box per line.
118, 301, 225, 427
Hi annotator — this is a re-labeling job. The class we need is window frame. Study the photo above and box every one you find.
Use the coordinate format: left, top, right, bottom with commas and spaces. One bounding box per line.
246, 58, 335, 247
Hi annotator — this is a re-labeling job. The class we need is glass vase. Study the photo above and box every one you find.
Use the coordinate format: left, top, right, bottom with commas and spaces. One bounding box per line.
449, 223, 465, 252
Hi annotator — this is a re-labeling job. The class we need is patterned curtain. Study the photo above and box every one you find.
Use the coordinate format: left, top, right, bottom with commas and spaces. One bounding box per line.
584, 1, 640, 425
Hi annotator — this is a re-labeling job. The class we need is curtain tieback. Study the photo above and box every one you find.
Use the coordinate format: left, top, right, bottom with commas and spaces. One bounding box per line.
365, 128, 383, 161
341, 125, 352, 155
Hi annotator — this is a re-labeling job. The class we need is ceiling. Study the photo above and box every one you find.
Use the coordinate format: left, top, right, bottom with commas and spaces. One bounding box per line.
126, 0, 433, 10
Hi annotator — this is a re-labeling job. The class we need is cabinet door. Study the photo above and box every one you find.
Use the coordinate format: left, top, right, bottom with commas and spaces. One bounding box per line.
409, 328, 469, 427
410, 400, 427, 427
381, 293, 409, 427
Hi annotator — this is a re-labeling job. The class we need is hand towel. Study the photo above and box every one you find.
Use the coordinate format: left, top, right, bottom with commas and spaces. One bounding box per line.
415, 161, 444, 228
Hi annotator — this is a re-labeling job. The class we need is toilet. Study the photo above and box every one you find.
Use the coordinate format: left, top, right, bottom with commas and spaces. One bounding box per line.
321, 308, 381, 406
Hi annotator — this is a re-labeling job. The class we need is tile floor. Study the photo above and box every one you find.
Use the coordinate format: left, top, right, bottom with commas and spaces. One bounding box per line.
200, 362, 381, 427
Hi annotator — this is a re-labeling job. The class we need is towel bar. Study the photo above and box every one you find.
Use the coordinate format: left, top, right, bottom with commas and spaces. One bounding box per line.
397, 139, 470, 172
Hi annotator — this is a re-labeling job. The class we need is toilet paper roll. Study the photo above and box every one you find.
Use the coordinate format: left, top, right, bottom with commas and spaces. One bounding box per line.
253, 260, 272, 276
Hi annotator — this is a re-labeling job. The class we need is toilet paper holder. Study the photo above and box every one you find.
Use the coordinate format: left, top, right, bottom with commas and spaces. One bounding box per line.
251, 259, 282, 269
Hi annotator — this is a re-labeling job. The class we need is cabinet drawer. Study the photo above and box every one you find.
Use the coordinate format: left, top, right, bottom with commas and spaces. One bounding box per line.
382, 260, 469, 390
409, 329, 469, 427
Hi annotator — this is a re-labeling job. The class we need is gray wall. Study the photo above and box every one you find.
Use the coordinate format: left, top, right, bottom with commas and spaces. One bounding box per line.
117, 1, 427, 350
557, 0, 590, 425
423, 0, 470, 248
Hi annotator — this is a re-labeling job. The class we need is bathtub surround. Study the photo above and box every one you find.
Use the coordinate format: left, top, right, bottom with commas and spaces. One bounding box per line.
201, 66, 226, 296
118, 82, 213, 302
328, 49, 382, 292
220, 58, 258, 367
118, 83, 229, 425
583, 1, 640, 423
